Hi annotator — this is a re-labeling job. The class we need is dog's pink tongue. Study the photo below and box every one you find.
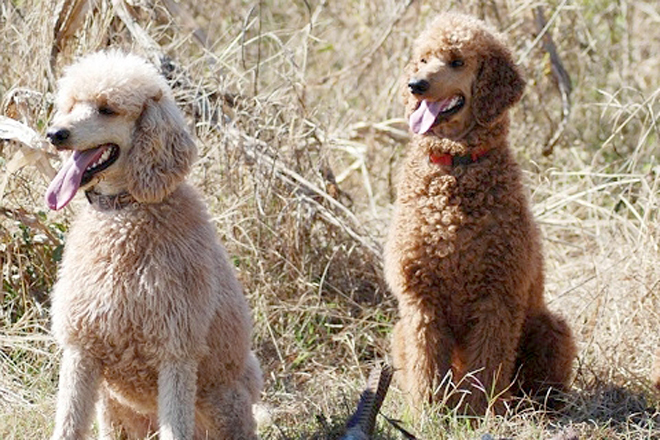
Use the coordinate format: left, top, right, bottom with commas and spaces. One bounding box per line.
45, 148, 104, 210
409, 100, 443, 134
409, 98, 459, 134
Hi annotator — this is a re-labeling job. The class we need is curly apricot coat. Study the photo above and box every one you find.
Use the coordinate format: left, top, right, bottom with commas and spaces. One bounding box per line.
384, 14, 576, 415
47, 51, 262, 440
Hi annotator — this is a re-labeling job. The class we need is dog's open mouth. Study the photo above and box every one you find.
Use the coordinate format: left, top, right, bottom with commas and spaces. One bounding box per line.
409, 95, 465, 135
45, 144, 120, 210
81, 144, 119, 186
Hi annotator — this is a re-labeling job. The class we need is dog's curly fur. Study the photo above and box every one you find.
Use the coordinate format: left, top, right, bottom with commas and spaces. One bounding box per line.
384, 14, 576, 415
47, 51, 262, 439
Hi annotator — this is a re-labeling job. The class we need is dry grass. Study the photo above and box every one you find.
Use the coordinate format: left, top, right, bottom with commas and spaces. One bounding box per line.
1, 0, 660, 438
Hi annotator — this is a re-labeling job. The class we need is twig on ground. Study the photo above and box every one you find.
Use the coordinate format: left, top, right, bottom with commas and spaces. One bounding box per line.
0, 115, 56, 198
230, 124, 382, 258
161, 0, 209, 49
317, 0, 414, 85
532, 5, 572, 156
113, 0, 380, 259
340, 364, 394, 440
51, 0, 99, 67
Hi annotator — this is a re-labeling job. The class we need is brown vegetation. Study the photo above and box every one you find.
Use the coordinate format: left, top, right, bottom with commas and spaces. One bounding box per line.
1, 0, 660, 438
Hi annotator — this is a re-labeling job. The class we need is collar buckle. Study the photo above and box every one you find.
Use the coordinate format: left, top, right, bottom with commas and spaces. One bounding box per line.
85, 190, 137, 211
429, 147, 489, 167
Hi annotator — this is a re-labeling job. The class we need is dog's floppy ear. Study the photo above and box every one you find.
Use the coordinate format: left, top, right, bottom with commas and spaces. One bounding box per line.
471, 42, 525, 126
127, 92, 197, 203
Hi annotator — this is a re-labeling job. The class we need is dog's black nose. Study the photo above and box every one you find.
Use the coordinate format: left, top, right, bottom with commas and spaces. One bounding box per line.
46, 127, 71, 147
408, 79, 430, 95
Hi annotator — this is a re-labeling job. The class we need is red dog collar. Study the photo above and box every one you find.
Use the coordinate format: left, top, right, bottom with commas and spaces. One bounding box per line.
429, 147, 489, 166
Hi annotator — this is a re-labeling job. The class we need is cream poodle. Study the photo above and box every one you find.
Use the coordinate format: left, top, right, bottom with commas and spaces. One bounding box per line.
384, 13, 576, 415
46, 51, 262, 439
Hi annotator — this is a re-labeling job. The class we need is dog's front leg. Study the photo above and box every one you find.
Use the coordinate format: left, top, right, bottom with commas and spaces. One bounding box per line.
52, 347, 101, 440
158, 358, 198, 440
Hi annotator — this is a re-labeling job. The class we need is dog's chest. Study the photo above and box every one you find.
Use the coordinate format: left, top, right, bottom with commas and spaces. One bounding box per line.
51, 212, 200, 364
391, 163, 527, 297
399, 171, 498, 258
54, 256, 172, 368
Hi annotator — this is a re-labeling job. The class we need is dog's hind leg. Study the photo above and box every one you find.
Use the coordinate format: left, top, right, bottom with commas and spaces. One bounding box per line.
241, 352, 264, 403
515, 310, 576, 406
194, 381, 259, 440
193, 351, 262, 439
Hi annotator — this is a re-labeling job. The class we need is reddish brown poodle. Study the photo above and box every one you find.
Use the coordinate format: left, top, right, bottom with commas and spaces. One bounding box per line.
384, 13, 576, 415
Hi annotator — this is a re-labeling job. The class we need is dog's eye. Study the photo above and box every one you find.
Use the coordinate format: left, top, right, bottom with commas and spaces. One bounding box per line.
420, 58, 427, 64
98, 105, 117, 116
450, 59, 465, 68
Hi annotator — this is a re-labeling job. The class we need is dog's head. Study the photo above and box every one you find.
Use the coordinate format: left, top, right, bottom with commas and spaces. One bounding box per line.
45, 50, 196, 210
402, 13, 525, 139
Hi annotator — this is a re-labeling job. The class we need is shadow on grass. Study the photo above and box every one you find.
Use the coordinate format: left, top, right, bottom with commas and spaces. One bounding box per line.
559, 383, 660, 434
261, 383, 660, 439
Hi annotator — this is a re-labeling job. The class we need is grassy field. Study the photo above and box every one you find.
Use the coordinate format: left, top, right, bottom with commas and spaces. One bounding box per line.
1, 0, 660, 438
